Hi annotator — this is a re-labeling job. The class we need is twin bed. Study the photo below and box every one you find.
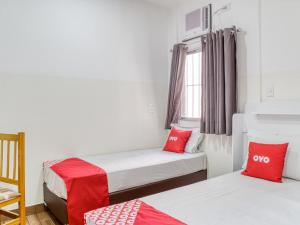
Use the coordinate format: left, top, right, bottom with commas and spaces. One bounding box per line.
85, 171, 300, 225
141, 171, 300, 225
43, 148, 207, 224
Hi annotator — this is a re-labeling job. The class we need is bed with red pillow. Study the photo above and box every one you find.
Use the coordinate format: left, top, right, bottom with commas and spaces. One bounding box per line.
43, 126, 207, 225
44, 148, 207, 224
85, 171, 300, 225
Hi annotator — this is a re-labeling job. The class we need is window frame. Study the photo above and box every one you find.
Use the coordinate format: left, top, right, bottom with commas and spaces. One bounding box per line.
181, 44, 202, 121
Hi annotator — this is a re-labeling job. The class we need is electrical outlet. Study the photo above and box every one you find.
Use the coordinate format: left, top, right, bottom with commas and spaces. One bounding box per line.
147, 103, 155, 114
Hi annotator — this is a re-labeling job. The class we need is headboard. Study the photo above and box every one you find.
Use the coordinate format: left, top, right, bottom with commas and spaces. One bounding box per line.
232, 103, 300, 172
232, 113, 246, 171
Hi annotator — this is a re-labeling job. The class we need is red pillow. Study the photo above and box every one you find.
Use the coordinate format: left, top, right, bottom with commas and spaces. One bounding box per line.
164, 128, 192, 153
242, 142, 288, 182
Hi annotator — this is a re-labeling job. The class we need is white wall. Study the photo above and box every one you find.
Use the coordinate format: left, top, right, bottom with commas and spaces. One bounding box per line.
261, 0, 300, 101
170, 0, 300, 177
0, 0, 169, 206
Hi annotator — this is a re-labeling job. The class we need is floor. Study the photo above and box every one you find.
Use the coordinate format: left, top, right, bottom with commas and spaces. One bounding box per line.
0, 211, 59, 225
26, 212, 59, 225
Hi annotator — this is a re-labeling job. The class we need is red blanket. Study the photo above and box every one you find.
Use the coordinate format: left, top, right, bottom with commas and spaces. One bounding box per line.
51, 158, 110, 225
84, 199, 186, 225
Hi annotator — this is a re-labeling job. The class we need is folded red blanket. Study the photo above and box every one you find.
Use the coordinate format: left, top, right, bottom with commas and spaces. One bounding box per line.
51, 158, 110, 225
84, 199, 186, 225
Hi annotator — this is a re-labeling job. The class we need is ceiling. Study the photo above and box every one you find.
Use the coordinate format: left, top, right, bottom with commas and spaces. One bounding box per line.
144, 0, 185, 8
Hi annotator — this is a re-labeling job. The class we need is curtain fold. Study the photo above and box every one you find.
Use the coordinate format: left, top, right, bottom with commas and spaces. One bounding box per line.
200, 28, 237, 136
165, 44, 187, 129
224, 28, 237, 135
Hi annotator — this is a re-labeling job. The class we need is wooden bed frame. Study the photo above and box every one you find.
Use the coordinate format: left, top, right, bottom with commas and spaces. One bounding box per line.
43, 169, 207, 224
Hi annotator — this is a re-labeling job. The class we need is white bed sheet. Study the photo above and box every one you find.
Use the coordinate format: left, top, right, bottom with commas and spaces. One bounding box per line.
43, 148, 207, 199
141, 171, 300, 225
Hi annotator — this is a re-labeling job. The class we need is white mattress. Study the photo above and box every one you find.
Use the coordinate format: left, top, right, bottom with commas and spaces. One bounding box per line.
141, 171, 300, 225
43, 148, 207, 199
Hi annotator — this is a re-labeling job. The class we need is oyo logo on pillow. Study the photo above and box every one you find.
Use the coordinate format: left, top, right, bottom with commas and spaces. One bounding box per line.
169, 136, 178, 142
253, 155, 270, 164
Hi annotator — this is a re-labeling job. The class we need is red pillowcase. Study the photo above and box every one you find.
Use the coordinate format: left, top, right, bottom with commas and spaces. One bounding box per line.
242, 142, 288, 182
164, 128, 192, 153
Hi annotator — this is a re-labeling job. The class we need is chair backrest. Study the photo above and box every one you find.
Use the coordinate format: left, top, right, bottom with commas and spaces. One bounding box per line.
0, 133, 25, 190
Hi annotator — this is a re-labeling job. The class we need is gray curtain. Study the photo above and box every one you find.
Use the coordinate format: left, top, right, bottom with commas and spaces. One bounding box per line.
165, 44, 187, 129
200, 28, 237, 136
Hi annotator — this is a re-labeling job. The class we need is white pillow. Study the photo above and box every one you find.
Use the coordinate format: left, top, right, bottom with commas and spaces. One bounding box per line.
171, 124, 204, 153
243, 130, 300, 180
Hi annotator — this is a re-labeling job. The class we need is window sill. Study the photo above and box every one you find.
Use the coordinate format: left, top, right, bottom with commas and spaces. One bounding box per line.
179, 118, 201, 129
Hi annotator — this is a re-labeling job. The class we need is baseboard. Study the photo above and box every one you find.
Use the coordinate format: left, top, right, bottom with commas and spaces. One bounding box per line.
13, 204, 46, 216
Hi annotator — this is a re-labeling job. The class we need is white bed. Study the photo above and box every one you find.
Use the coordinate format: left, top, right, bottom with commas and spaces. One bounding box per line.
140, 171, 300, 225
43, 148, 207, 199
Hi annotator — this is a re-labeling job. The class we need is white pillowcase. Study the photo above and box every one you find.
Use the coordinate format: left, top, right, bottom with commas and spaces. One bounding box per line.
244, 130, 300, 180
171, 124, 204, 153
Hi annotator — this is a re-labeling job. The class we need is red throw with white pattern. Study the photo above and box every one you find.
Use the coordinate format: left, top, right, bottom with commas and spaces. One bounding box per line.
51, 158, 110, 225
85, 199, 186, 225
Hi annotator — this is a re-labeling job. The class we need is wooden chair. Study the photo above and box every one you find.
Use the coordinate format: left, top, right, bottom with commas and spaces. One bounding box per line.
0, 133, 25, 225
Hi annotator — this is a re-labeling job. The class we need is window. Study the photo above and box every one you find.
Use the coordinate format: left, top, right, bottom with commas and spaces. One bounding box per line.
181, 51, 202, 119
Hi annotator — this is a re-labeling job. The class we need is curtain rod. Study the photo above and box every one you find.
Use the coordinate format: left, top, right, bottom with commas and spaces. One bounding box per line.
182, 26, 241, 43
169, 26, 241, 53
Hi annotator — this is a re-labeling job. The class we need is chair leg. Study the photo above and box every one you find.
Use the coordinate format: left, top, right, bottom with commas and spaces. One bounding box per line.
19, 200, 26, 225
